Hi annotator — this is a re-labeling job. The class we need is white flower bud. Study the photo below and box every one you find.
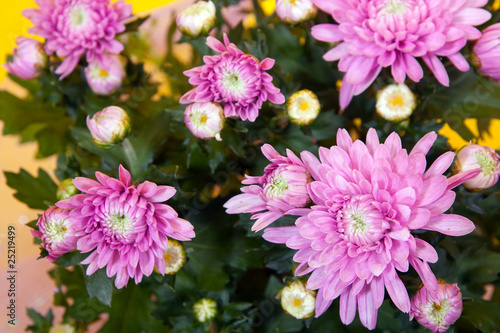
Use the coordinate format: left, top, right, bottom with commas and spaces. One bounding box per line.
276, 0, 316, 24
376, 83, 416, 122
280, 280, 316, 319
286, 89, 320, 126
193, 298, 217, 322
176, 1, 216, 38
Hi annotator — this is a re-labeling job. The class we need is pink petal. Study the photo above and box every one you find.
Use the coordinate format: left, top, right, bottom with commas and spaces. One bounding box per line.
148, 186, 176, 202
423, 214, 476, 236
409, 132, 437, 156
339, 287, 357, 325
118, 165, 131, 186
383, 268, 410, 313
73, 177, 100, 192
414, 238, 438, 263
263, 226, 299, 244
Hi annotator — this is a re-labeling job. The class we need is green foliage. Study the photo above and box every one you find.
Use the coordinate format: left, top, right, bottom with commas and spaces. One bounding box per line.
4, 168, 57, 210
26, 309, 53, 333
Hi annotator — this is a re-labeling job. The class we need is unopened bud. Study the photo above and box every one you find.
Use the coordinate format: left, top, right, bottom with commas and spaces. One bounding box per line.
87, 106, 131, 148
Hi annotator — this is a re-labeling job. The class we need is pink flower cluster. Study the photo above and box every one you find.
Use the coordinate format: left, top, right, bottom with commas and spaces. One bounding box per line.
311, 0, 492, 108
23, 0, 132, 79
33, 165, 195, 289
226, 128, 480, 329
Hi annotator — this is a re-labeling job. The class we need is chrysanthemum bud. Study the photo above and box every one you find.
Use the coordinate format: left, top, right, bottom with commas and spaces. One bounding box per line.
56, 179, 79, 200
86, 106, 131, 148
275, 0, 316, 24
84, 55, 125, 95
410, 280, 463, 333
453, 144, 500, 191
154, 239, 187, 275
376, 83, 416, 122
193, 298, 217, 322
31, 207, 78, 262
185, 102, 224, 141
280, 280, 316, 319
3, 37, 46, 80
49, 323, 76, 333
472, 23, 500, 83
176, 1, 216, 38
286, 89, 320, 126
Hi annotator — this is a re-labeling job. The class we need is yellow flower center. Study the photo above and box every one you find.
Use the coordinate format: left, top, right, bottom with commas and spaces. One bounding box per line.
99, 69, 109, 77
390, 96, 404, 107
293, 298, 302, 306
200, 115, 208, 124
300, 101, 309, 111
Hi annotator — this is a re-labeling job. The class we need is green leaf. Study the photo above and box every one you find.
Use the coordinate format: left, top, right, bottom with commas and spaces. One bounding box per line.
0, 91, 73, 157
4, 168, 58, 209
462, 300, 500, 333
86, 268, 114, 306
54, 251, 88, 267
310, 111, 346, 141
99, 284, 166, 333
26, 308, 53, 333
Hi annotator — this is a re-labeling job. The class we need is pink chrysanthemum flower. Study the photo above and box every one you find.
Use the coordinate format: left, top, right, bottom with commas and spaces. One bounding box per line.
31, 206, 78, 262
311, 0, 492, 109
23, 0, 132, 80
472, 23, 500, 83
262, 128, 480, 329
180, 34, 285, 122
224, 144, 311, 231
410, 280, 463, 333
56, 165, 195, 289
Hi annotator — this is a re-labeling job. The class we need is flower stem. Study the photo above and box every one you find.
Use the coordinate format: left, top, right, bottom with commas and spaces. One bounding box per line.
122, 138, 139, 177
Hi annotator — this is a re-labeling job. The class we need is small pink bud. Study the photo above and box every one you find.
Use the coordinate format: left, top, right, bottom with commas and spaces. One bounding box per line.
3, 37, 46, 80
410, 280, 463, 333
275, 0, 316, 24
87, 106, 131, 148
184, 102, 224, 141
84, 55, 125, 95
472, 23, 500, 83
453, 144, 500, 191
176, 1, 216, 38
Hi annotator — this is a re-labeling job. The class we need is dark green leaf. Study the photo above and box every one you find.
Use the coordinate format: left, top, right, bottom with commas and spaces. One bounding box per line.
99, 285, 166, 333
86, 268, 114, 306
4, 168, 58, 209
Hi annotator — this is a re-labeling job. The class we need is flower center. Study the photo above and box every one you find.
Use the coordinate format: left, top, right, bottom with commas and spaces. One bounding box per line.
46, 219, 68, 243
338, 195, 388, 246
383, 0, 407, 14
108, 213, 132, 236
221, 69, 247, 97
426, 299, 451, 325
475, 151, 496, 175
390, 96, 404, 107
264, 173, 289, 199
190, 111, 209, 127
299, 100, 309, 111
69, 5, 88, 27
99, 69, 109, 77
293, 298, 302, 306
